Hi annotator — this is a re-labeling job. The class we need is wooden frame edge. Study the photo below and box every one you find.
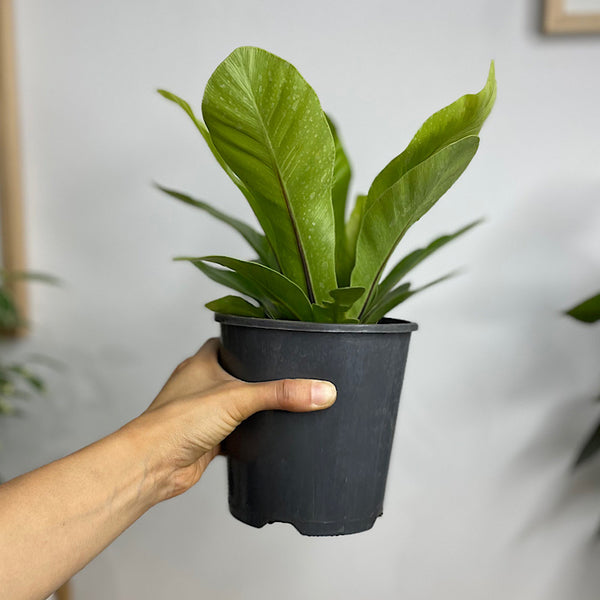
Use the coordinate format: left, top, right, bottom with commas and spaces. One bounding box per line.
55, 580, 72, 600
544, 0, 600, 33
0, 0, 28, 336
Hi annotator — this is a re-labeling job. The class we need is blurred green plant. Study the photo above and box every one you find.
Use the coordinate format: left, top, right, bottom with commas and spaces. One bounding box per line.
566, 291, 600, 466
0, 270, 59, 415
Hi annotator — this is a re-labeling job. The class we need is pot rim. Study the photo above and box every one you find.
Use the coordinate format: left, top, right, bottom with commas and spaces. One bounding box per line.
215, 313, 418, 333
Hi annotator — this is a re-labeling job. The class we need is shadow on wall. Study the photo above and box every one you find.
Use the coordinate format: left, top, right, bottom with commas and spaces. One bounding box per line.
480, 181, 600, 599
495, 180, 600, 490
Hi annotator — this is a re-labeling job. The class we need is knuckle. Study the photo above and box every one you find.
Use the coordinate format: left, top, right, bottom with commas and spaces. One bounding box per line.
223, 403, 245, 427
275, 379, 297, 410
173, 357, 193, 375
216, 381, 249, 423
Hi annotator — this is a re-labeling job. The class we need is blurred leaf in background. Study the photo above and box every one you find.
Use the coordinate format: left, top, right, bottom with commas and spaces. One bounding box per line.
0, 269, 61, 416
566, 291, 600, 467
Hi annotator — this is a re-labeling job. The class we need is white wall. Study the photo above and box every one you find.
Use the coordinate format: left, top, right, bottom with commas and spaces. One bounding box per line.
1, 1, 600, 598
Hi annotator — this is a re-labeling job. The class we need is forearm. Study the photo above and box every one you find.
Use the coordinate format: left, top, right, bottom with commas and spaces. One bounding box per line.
0, 424, 162, 600
0, 340, 334, 600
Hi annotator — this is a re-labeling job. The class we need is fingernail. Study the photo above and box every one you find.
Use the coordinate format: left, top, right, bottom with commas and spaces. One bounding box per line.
311, 381, 337, 407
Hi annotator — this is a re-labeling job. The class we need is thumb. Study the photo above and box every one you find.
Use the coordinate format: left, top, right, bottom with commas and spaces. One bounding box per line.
226, 378, 337, 423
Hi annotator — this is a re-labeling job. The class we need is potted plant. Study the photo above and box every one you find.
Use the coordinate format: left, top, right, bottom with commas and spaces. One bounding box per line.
158, 46, 496, 535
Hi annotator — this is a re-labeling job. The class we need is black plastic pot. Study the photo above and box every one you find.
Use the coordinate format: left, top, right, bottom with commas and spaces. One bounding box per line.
217, 313, 417, 536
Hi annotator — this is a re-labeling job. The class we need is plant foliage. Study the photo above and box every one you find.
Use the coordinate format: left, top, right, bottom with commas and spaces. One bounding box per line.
158, 46, 496, 323
566, 291, 600, 466
0, 270, 59, 415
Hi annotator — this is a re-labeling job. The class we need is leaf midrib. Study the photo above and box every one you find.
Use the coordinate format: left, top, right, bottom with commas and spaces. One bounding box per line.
244, 79, 316, 303
355, 136, 477, 319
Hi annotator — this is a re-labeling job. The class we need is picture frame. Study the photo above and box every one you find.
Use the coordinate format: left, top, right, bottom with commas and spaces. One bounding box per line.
544, 0, 600, 33
0, 0, 28, 336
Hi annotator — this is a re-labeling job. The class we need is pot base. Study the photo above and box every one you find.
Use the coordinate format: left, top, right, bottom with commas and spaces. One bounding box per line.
230, 505, 383, 536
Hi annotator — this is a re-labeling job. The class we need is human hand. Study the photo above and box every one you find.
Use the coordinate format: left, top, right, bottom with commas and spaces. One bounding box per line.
124, 338, 337, 503
0, 338, 336, 600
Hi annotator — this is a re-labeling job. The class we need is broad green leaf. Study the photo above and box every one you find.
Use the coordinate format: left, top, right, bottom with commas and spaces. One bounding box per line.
182, 256, 314, 321
327, 286, 366, 308
178, 257, 280, 318
368, 62, 496, 205
575, 419, 600, 466
158, 89, 278, 268
566, 293, 600, 323
201, 46, 337, 304
311, 307, 359, 324
326, 115, 352, 285
205, 295, 265, 318
200, 256, 314, 321
341, 194, 367, 287
311, 286, 365, 323
362, 273, 456, 324
155, 184, 278, 269
377, 219, 482, 300
350, 136, 480, 319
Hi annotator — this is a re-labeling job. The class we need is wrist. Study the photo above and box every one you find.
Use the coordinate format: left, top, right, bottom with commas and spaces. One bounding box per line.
109, 417, 166, 510
115, 414, 175, 507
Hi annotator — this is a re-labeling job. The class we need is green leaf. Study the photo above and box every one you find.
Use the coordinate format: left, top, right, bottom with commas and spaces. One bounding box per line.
0, 399, 16, 415
7, 366, 45, 393
205, 295, 265, 318
0, 372, 16, 398
350, 136, 480, 319
311, 286, 365, 323
157, 89, 241, 184
341, 194, 368, 287
377, 219, 482, 300
180, 255, 314, 321
1, 272, 59, 331
0, 270, 61, 286
362, 283, 411, 325
155, 184, 278, 269
575, 419, 600, 466
157, 89, 207, 135
200, 256, 314, 321
0, 288, 20, 330
566, 293, 600, 324
179, 257, 277, 316
201, 46, 337, 304
326, 115, 352, 286
368, 61, 496, 205
328, 286, 366, 308
158, 89, 278, 268
362, 273, 457, 324
311, 308, 359, 324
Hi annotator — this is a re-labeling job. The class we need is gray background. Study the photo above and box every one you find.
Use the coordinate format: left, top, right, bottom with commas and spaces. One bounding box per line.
1, 1, 600, 598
